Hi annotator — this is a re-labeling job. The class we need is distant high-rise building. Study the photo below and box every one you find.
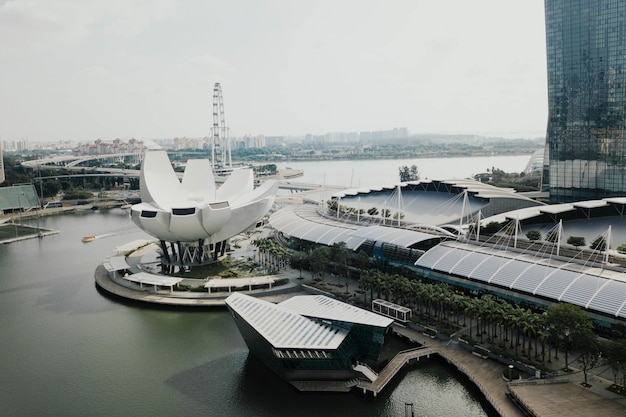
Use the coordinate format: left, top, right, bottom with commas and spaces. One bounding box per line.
542, 0, 626, 202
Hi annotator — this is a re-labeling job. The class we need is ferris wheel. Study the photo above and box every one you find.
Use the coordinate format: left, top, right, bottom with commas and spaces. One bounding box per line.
211, 82, 231, 168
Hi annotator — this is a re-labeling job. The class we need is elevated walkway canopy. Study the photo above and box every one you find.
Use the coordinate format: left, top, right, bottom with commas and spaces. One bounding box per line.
204, 276, 275, 293
103, 256, 131, 272
120, 272, 183, 292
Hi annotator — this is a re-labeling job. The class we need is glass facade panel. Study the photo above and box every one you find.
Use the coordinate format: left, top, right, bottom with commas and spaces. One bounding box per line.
543, 0, 626, 202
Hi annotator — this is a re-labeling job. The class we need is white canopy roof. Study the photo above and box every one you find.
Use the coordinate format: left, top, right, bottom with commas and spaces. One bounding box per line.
123, 272, 183, 287
204, 276, 275, 289
416, 241, 626, 318
270, 205, 443, 250
225, 292, 348, 350
279, 295, 394, 328
103, 256, 131, 272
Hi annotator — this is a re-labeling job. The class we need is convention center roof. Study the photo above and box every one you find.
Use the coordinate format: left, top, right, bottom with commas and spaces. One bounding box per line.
329, 179, 543, 226
269, 204, 444, 250
415, 241, 626, 319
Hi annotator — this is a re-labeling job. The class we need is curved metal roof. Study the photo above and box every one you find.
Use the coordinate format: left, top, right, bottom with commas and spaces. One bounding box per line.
416, 241, 626, 318
269, 205, 443, 250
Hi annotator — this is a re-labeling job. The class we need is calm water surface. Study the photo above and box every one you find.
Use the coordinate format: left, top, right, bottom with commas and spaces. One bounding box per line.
0, 159, 504, 417
274, 155, 532, 187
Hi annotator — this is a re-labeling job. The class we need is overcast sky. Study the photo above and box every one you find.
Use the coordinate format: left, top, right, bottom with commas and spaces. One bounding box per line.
0, 0, 548, 142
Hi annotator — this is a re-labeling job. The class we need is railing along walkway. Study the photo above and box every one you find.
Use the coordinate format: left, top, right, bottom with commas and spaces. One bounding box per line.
356, 346, 437, 396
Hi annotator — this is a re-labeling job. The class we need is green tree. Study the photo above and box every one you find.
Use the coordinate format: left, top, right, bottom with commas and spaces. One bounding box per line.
547, 303, 594, 370
590, 235, 607, 251
482, 221, 502, 235
354, 250, 370, 274
526, 230, 541, 241
567, 236, 586, 248
42, 180, 61, 198
359, 271, 374, 304
289, 251, 308, 278
330, 242, 350, 287
398, 164, 420, 182
601, 338, 626, 389
308, 246, 330, 282
576, 329, 600, 386
617, 243, 626, 254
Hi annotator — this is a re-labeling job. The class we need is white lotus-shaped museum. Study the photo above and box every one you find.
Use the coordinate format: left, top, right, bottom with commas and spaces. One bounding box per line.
130, 151, 278, 246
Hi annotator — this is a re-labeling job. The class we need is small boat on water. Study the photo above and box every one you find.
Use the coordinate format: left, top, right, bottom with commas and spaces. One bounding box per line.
82, 235, 96, 243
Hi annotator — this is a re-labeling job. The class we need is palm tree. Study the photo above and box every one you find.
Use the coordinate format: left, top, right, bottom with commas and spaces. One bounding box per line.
511, 305, 526, 355
521, 310, 538, 358
464, 300, 480, 341
358, 272, 369, 303
499, 302, 515, 347
422, 284, 436, 319
475, 297, 490, 342
457, 296, 470, 327
409, 281, 424, 317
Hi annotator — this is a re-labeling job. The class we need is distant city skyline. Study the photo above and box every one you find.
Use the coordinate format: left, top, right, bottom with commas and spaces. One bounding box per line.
0, 1, 547, 142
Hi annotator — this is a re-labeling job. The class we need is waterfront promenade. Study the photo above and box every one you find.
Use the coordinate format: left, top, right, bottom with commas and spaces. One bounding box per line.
94, 242, 626, 417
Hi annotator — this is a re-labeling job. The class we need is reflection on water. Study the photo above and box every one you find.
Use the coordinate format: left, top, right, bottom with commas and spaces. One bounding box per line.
0, 210, 495, 417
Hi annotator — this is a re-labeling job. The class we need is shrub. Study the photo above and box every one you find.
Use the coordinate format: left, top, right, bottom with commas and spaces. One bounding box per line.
526, 230, 541, 241
482, 221, 503, 235
590, 235, 607, 251
567, 236, 586, 248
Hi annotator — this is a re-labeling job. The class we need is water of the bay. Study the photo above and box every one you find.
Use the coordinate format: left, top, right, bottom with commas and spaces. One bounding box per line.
0, 156, 522, 417
273, 154, 532, 188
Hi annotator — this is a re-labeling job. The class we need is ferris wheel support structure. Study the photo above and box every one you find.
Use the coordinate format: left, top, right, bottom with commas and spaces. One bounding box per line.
211, 82, 231, 168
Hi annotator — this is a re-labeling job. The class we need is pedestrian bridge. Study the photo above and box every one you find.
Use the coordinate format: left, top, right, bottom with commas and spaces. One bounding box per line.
356, 346, 437, 396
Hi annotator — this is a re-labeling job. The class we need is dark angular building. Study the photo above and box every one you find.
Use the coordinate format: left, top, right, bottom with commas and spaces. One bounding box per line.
542, 0, 626, 202
225, 292, 393, 391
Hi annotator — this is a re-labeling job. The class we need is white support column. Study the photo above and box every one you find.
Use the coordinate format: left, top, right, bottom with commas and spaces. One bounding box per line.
556, 219, 563, 256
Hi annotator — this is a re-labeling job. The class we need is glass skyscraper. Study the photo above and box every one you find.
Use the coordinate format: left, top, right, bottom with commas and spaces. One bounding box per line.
542, 0, 626, 202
